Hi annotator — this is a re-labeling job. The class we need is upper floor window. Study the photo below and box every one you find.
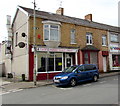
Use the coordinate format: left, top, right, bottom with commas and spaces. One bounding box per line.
70, 29, 76, 44
86, 32, 93, 45
43, 21, 61, 41
110, 34, 118, 43
102, 35, 107, 46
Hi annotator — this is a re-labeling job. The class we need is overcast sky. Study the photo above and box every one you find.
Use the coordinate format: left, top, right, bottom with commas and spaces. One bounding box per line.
0, 0, 119, 43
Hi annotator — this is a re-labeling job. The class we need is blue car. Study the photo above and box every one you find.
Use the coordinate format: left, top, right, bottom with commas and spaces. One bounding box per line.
53, 64, 99, 87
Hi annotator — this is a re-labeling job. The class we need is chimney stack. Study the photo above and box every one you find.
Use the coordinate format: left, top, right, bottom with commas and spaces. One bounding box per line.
85, 14, 92, 21
56, 7, 64, 15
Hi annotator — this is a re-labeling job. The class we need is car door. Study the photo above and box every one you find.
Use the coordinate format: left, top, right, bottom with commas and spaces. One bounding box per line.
84, 65, 94, 80
76, 65, 87, 82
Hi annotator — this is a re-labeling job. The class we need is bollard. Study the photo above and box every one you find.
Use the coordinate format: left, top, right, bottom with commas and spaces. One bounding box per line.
22, 74, 25, 81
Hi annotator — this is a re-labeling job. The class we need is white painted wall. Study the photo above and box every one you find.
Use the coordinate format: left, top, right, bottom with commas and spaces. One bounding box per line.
11, 8, 29, 80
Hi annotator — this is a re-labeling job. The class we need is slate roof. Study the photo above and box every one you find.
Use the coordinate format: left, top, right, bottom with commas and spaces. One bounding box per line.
19, 6, 120, 33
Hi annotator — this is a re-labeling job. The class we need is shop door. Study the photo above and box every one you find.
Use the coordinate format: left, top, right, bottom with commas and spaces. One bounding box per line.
65, 54, 72, 68
84, 52, 89, 64
103, 57, 107, 72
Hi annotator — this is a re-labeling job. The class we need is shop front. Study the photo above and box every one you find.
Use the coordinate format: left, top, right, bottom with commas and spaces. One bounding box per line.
81, 45, 99, 66
109, 44, 120, 71
29, 46, 78, 80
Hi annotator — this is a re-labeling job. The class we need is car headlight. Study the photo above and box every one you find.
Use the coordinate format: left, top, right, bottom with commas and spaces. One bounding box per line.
61, 76, 68, 80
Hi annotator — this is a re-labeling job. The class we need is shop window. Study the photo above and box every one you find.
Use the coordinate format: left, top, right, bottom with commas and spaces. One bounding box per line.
102, 35, 107, 46
37, 53, 62, 72
112, 55, 120, 67
86, 32, 93, 45
70, 29, 76, 44
83, 51, 98, 65
90, 52, 98, 65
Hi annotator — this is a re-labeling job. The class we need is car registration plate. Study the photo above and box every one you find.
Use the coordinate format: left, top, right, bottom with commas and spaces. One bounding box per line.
54, 79, 60, 83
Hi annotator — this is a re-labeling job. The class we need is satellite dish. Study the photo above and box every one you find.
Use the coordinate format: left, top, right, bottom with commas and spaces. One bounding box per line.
18, 42, 26, 48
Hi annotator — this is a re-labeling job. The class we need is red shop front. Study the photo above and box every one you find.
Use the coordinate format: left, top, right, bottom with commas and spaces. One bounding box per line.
29, 45, 78, 81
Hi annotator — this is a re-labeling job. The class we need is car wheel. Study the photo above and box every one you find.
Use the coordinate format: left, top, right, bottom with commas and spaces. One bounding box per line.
70, 78, 76, 87
93, 75, 98, 82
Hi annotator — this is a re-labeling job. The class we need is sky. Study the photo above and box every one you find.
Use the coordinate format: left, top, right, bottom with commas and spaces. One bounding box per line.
0, 0, 120, 43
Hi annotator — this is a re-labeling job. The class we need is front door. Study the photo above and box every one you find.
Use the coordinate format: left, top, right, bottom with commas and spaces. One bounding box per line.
103, 57, 107, 72
65, 53, 72, 68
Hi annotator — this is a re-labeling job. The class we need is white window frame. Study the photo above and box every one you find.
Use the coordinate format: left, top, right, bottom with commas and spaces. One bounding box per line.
86, 32, 93, 45
42, 21, 61, 42
70, 29, 76, 44
102, 35, 107, 46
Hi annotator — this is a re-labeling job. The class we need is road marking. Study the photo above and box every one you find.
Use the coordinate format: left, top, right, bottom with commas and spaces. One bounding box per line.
11, 89, 23, 93
59, 88, 73, 90
52, 85, 73, 90
114, 78, 118, 81
83, 84, 91, 87
0, 89, 23, 95
99, 81, 106, 84
0, 92, 10, 95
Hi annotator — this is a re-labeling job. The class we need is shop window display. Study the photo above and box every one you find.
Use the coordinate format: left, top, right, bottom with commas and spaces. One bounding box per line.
112, 55, 120, 67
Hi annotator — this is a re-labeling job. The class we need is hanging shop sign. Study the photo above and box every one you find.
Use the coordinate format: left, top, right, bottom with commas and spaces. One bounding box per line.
102, 51, 109, 56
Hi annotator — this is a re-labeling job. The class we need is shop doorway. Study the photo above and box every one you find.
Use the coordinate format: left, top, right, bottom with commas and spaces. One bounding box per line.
83, 51, 98, 65
64, 53, 75, 69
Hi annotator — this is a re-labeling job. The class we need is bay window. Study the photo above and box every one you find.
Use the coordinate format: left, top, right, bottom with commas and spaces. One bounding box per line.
43, 22, 60, 41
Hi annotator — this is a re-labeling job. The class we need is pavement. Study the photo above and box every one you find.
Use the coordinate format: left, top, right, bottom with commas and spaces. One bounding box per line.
0, 71, 120, 94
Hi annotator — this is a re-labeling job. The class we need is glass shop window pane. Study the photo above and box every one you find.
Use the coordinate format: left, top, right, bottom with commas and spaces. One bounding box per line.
37, 53, 46, 72
55, 53, 62, 71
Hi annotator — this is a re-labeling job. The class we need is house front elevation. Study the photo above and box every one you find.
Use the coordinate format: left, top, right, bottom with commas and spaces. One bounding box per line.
2, 6, 120, 81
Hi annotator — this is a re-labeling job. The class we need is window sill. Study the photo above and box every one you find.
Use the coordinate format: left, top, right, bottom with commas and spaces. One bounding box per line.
102, 45, 107, 47
70, 43, 77, 45
111, 41, 119, 43
86, 44, 92, 45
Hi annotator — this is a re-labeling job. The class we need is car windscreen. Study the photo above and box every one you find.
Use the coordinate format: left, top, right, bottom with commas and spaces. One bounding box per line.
63, 66, 77, 73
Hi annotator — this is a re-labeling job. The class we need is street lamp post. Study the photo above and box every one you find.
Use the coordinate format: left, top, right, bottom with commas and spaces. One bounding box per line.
33, 0, 37, 86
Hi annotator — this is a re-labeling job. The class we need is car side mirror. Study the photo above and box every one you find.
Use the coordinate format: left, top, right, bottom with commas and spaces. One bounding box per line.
78, 70, 81, 73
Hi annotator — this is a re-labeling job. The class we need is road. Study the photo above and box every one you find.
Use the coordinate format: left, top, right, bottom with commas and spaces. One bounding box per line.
2, 75, 119, 104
